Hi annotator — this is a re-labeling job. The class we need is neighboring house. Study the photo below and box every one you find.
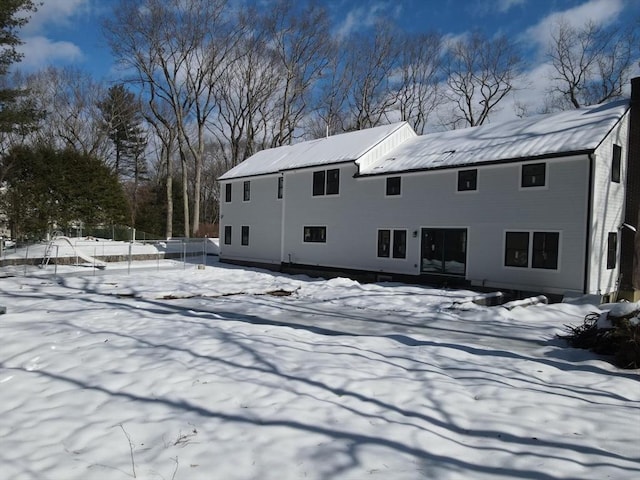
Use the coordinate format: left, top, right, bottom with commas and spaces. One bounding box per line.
219, 79, 640, 299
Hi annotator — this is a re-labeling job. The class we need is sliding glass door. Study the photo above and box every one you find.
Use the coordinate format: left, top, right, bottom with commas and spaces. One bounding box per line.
421, 228, 467, 275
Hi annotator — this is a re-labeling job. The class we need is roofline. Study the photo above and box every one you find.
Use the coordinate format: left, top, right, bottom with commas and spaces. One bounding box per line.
353, 149, 594, 178
218, 159, 357, 182
592, 103, 631, 151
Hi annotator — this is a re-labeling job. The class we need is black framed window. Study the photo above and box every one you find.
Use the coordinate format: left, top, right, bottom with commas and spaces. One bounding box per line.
612, 145, 621, 183
224, 225, 232, 245
532, 232, 559, 269
312, 171, 325, 196
241, 226, 249, 246
225, 183, 232, 202
277, 176, 283, 199
457, 169, 477, 191
521, 163, 546, 187
243, 181, 251, 201
377, 230, 390, 257
326, 169, 340, 195
505, 232, 529, 267
386, 177, 401, 196
303, 226, 326, 243
607, 232, 617, 269
392, 230, 407, 259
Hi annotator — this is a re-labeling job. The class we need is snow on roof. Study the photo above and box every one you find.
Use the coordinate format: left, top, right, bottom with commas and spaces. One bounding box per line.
360, 99, 630, 175
219, 122, 409, 180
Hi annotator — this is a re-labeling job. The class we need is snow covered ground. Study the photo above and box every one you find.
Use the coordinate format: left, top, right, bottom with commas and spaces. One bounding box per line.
1, 257, 639, 480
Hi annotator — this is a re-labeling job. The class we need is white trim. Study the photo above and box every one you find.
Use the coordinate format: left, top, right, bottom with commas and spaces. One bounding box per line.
376, 227, 408, 260
455, 168, 479, 194
502, 229, 562, 272
302, 225, 328, 244
518, 162, 549, 191
384, 176, 403, 198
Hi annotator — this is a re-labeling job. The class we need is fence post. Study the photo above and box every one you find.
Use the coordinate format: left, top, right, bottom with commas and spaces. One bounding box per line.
183, 240, 187, 269
128, 241, 132, 275
202, 237, 206, 267
24, 244, 29, 276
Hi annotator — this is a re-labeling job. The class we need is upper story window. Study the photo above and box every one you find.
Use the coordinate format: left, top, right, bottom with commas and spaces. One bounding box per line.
612, 144, 621, 183
386, 177, 401, 196
225, 183, 232, 202
277, 176, 283, 199
313, 168, 340, 196
457, 169, 477, 191
521, 163, 546, 188
243, 181, 251, 201
303, 226, 326, 243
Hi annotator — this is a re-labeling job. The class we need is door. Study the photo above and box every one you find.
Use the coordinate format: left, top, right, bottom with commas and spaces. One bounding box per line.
421, 228, 467, 275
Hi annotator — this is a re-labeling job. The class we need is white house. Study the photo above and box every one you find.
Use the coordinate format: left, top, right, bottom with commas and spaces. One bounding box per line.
219, 80, 640, 299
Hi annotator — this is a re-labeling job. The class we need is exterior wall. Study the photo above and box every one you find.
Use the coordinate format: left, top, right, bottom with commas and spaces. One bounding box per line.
589, 111, 630, 295
280, 156, 590, 295
219, 174, 282, 265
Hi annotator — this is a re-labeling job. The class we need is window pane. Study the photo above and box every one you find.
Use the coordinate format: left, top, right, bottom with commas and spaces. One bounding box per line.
241, 226, 249, 246
313, 171, 325, 196
386, 177, 401, 196
522, 163, 545, 187
326, 169, 340, 195
443, 229, 467, 275
392, 230, 406, 259
457, 170, 477, 191
277, 176, 283, 199
421, 229, 443, 273
224, 226, 232, 245
612, 145, 621, 183
505, 232, 529, 267
243, 181, 251, 201
532, 232, 559, 269
303, 226, 326, 243
377, 230, 390, 257
607, 232, 617, 269
225, 183, 232, 202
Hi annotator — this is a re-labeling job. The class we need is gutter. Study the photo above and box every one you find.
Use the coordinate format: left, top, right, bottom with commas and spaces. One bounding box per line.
583, 153, 595, 294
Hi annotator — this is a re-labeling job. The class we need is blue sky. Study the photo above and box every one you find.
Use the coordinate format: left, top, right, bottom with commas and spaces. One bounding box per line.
13, 0, 640, 120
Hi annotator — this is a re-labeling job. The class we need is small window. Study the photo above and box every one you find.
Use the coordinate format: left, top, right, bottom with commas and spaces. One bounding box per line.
612, 145, 621, 183
392, 230, 407, 259
225, 183, 232, 202
522, 163, 546, 188
386, 177, 401, 196
241, 226, 249, 246
224, 225, 232, 245
243, 181, 251, 201
377, 229, 390, 257
277, 176, 283, 199
458, 169, 477, 191
303, 226, 326, 243
326, 169, 340, 195
313, 171, 325, 196
505, 232, 529, 267
532, 232, 559, 269
607, 232, 617, 269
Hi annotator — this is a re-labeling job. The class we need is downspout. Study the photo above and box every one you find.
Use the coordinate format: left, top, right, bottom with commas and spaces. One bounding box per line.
583, 153, 595, 294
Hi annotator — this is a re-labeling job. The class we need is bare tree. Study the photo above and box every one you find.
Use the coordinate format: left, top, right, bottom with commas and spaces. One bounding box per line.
444, 31, 524, 127
546, 18, 638, 109
104, 0, 244, 237
396, 32, 443, 134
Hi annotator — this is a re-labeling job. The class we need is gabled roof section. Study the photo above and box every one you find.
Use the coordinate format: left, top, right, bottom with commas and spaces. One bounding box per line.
219, 122, 411, 180
360, 99, 630, 176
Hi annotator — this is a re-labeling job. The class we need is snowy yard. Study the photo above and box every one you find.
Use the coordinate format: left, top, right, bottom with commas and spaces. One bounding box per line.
1, 258, 639, 479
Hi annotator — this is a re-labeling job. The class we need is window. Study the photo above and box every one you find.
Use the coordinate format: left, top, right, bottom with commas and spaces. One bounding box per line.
303, 226, 326, 243
241, 226, 249, 246
312, 169, 339, 196
521, 163, 546, 188
243, 181, 251, 201
505, 231, 559, 269
532, 232, 559, 269
224, 226, 232, 245
607, 232, 617, 269
225, 183, 232, 202
386, 177, 401, 196
392, 230, 407, 259
457, 169, 477, 191
612, 144, 621, 183
505, 232, 529, 267
277, 176, 283, 199
377, 230, 390, 257
377, 229, 406, 259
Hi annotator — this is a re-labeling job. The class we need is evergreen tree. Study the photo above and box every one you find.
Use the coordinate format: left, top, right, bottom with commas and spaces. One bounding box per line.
0, 0, 39, 134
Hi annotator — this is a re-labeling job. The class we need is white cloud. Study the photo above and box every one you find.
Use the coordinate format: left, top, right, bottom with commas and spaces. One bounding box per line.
22, 0, 93, 35
524, 0, 625, 49
334, 1, 399, 39
17, 36, 84, 71
496, 0, 527, 13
